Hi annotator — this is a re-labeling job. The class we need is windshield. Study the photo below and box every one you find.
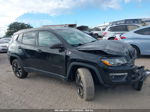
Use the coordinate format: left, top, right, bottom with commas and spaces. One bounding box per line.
56, 29, 96, 46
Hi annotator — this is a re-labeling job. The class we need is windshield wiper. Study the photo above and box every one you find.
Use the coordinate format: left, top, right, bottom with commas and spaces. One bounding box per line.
72, 40, 97, 47
72, 43, 84, 47
91, 40, 97, 42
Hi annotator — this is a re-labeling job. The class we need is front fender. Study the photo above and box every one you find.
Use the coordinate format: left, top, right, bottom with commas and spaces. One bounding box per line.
66, 62, 104, 85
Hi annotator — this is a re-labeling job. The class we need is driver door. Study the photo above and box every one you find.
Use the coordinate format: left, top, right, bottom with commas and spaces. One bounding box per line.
34, 31, 66, 76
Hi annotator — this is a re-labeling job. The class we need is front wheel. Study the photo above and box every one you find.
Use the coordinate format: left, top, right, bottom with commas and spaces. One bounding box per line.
75, 68, 95, 101
12, 59, 28, 79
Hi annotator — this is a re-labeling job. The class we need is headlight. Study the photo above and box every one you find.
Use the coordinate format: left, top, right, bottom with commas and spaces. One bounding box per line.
101, 57, 127, 66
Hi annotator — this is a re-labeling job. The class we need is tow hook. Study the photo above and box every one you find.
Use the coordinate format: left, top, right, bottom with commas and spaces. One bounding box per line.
140, 69, 150, 81
132, 67, 150, 91
134, 66, 150, 81
145, 69, 150, 77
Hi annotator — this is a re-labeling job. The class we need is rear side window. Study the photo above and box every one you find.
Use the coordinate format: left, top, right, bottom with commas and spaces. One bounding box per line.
135, 27, 150, 35
108, 25, 128, 32
22, 32, 37, 45
17, 34, 23, 42
38, 31, 61, 47
127, 25, 139, 31
13, 34, 19, 39
9, 34, 18, 43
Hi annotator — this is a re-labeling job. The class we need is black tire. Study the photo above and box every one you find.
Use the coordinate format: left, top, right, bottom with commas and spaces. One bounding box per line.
12, 59, 28, 79
94, 34, 99, 38
132, 81, 143, 91
132, 45, 140, 57
75, 68, 95, 101
108, 37, 115, 40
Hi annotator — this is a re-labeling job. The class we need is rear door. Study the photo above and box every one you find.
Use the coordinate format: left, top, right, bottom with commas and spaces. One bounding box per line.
20, 31, 38, 68
34, 31, 66, 76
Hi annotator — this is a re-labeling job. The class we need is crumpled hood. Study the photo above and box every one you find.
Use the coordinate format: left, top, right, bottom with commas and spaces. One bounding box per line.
77, 40, 135, 56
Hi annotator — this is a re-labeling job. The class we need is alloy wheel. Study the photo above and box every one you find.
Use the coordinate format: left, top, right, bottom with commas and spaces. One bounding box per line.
76, 72, 84, 98
12, 62, 22, 77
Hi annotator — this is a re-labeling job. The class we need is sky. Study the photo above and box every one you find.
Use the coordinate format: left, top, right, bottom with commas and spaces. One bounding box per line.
0, 0, 150, 36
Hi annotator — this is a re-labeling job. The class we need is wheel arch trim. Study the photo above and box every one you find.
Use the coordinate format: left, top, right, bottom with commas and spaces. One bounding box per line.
9, 54, 23, 66
67, 62, 104, 85
130, 44, 141, 54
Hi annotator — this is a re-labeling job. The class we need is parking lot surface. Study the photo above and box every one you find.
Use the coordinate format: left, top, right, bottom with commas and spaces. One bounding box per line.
0, 53, 150, 109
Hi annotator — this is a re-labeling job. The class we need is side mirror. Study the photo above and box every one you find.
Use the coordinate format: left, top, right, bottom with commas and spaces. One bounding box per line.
50, 43, 64, 50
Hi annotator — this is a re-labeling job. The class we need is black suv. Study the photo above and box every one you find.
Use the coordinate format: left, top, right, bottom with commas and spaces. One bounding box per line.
8, 27, 147, 101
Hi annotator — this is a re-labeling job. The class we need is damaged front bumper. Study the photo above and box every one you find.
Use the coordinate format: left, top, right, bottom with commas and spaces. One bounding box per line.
99, 65, 150, 87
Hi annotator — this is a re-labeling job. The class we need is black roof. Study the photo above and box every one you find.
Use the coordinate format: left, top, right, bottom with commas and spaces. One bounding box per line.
14, 27, 73, 35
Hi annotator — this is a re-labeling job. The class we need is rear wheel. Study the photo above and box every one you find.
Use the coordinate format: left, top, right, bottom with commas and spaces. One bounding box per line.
75, 68, 95, 101
12, 59, 28, 79
108, 37, 115, 40
94, 34, 99, 38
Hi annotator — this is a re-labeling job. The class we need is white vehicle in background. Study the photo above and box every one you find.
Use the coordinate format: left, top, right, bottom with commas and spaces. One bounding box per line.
91, 27, 107, 38
102, 24, 140, 40
0, 38, 11, 53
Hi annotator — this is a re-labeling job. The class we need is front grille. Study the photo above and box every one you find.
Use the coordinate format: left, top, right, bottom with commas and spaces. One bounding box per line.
109, 73, 128, 82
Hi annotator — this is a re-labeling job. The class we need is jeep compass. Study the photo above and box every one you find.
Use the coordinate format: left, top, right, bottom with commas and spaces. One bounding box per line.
8, 27, 148, 101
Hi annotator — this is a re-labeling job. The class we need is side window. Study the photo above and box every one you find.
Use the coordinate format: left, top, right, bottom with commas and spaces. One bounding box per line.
127, 25, 139, 31
102, 28, 106, 31
135, 27, 150, 35
11, 34, 18, 43
22, 32, 37, 45
38, 31, 61, 47
17, 34, 23, 42
13, 34, 19, 39
109, 25, 128, 32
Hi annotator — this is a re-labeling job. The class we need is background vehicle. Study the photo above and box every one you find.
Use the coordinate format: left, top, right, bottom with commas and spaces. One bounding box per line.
103, 24, 140, 40
0, 38, 11, 52
116, 25, 150, 56
91, 27, 106, 38
76, 26, 95, 38
8, 27, 148, 101
110, 19, 143, 26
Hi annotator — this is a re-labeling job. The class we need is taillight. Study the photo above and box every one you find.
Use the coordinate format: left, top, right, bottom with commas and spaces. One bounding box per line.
103, 32, 107, 36
120, 36, 127, 39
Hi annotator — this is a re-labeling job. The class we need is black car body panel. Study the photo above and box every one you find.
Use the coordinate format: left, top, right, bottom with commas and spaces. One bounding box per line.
7, 27, 148, 87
